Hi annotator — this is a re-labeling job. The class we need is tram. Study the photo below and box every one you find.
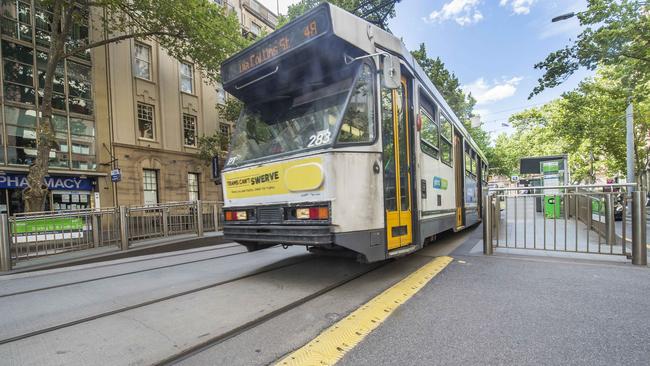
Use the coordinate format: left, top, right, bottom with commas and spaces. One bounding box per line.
218, 3, 488, 262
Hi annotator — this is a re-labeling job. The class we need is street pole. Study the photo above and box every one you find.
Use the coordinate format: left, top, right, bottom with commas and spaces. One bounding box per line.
626, 99, 635, 190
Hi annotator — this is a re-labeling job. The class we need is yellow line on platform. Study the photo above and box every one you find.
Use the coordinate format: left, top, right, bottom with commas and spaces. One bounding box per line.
275, 256, 454, 366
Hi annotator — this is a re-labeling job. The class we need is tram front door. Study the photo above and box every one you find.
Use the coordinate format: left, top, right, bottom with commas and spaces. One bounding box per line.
382, 77, 412, 251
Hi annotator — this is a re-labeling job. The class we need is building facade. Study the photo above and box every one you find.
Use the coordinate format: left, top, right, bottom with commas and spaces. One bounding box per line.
0, 0, 276, 214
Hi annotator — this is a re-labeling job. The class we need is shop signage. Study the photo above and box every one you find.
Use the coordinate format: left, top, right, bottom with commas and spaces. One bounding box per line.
0, 174, 94, 191
111, 168, 122, 182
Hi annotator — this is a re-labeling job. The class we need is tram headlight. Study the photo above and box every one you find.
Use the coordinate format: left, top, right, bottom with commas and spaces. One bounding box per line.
235, 211, 248, 220
296, 208, 310, 219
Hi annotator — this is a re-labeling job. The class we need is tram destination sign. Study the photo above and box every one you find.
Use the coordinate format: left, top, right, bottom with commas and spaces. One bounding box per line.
221, 6, 331, 84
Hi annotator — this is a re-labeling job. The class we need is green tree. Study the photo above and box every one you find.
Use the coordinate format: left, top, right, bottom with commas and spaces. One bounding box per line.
24, 0, 246, 211
281, 0, 398, 29
531, 0, 650, 97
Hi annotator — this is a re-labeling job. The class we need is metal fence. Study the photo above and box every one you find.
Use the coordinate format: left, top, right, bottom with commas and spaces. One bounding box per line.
483, 184, 647, 265
0, 200, 223, 271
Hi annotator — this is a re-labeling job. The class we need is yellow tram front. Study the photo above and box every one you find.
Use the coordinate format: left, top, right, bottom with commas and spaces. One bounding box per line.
218, 4, 404, 262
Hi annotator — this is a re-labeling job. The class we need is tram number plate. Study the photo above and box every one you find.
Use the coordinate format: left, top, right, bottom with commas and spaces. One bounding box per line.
307, 130, 331, 147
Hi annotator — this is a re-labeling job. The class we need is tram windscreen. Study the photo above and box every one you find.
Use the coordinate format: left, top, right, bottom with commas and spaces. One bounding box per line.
225, 64, 361, 167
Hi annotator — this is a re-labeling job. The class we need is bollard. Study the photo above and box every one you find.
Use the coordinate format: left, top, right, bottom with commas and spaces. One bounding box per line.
162, 207, 169, 237
212, 203, 220, 232
0, 214, 11, 272
605, 194, 616, 245
119, 206, 129, 251
91, 213, 100, 248
196, 200, 204, 237
632, 191, 647, 265
483, 194, 493, 255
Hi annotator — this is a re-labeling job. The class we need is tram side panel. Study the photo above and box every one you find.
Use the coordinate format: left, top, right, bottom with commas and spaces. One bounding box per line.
413, 88, 458, 244
327, 151, 386, 262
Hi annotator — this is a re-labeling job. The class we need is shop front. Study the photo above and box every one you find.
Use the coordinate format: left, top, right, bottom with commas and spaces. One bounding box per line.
0, 173, 96, 214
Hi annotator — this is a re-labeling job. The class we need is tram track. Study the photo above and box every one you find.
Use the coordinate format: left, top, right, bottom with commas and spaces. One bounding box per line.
0, 243, 252, 298
154, 260, 391, 366
0, 254, 315, 346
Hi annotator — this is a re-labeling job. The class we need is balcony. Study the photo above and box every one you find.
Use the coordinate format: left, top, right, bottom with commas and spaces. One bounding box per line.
240, 0, 278, 28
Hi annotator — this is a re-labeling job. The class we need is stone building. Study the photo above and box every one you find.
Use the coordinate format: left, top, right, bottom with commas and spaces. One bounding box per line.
0, 0, 276, 214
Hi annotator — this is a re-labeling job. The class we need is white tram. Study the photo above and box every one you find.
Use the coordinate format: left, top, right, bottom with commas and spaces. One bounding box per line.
218, 3, 488, 262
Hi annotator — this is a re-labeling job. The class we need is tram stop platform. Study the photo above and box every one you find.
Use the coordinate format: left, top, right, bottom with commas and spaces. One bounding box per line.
334, 228, 650, 366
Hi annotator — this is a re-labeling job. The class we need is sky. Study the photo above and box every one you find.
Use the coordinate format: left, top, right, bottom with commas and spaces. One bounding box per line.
258, 0, 593, 138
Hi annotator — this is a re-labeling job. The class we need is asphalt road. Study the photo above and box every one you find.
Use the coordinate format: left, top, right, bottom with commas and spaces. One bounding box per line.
339, 239, 650, 366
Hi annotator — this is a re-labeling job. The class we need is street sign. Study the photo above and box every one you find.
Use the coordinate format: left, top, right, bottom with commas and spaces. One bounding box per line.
111, 168, 122, 182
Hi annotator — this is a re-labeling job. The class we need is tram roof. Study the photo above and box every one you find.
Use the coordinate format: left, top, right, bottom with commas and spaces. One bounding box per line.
220, 2, 486, 162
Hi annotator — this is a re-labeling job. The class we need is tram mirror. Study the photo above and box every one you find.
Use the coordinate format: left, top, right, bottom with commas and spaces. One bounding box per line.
382, 55, 401, 89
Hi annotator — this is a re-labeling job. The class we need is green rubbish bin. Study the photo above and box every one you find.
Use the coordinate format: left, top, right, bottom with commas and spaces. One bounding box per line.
544, 195, 561, 218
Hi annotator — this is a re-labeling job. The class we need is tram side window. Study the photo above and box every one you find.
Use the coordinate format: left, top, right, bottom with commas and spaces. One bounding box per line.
338, 64, 375, 143
471, 152, 478, 177
465, 147, 471, 176
420, 109, 438, 158
440, 115, 452, 166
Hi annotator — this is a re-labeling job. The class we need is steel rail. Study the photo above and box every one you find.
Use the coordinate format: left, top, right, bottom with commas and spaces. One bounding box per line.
0, 243, 246, 298
153, 260, 390, 366
0, 254, 315, 345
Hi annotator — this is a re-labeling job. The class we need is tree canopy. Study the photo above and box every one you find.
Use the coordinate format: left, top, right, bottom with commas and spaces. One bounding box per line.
531, 0, 650, 97
493, 66, 650, 183
280, 0, 398, 29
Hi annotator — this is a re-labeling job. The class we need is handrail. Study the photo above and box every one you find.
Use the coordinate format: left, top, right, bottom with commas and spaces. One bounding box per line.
488, 183, 635, 192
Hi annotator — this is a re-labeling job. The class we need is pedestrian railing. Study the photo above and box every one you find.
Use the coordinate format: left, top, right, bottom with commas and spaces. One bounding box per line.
0, 200, 223, 271
483, 184, 647, 265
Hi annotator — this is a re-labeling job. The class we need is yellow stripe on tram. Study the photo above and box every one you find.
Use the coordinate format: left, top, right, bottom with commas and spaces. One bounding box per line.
275, 256, 454, 366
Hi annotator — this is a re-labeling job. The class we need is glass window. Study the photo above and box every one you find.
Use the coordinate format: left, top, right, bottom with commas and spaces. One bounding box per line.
70, 118, 95, 170
183, 114, 197, 147
143, 169, 158, 205
2, 41, 35, 105
137, 103, 155, 140
50, 115, 70, 168
34, 6, 53, 47
134, 43, 151, 80
188, 173, 200, 201
465, 151, 471, 175
251, 22, 261, 36
440, 115, 453, 166
4, 106, 37, 165
226, 64, 359, 167
337, 64, 375, 144
381, 88, 396, 211
420, 110, 438, 158
396, 82, 409, 211
67, 61, 93, 115
36, 51, 65, 94
219, 123, 230, 138
1, 0, 32, 41
441, 140, 452, 166
66, 6, 90, 60
440, 115, 452, 141
180, 62, 194, 93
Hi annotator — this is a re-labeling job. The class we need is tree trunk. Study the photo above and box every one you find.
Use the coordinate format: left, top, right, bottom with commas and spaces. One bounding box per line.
23, 1, 65, 212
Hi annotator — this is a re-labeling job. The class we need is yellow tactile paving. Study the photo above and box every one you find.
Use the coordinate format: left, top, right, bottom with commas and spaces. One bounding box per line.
275, 256, 454, 366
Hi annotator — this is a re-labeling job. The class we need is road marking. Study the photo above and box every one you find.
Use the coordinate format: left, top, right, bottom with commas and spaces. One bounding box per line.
275, 256, 454, 366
